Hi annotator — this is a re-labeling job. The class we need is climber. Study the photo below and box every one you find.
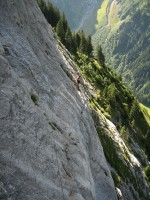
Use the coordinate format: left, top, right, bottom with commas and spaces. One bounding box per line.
76, 73, 81, 90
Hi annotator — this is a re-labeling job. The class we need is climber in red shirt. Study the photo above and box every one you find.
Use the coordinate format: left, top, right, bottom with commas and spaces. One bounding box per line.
76, 73, 81, 90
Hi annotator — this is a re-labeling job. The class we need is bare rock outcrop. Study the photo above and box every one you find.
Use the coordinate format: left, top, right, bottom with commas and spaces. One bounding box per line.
0, 0, 117, 199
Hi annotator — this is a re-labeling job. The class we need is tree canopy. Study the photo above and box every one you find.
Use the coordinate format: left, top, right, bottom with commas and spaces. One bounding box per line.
36, 0, 102, 60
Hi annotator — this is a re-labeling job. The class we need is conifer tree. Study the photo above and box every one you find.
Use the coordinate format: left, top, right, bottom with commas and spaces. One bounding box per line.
37, 0, 60, 28
46, 1, 54, 26
79, 30, 87, 54
56, 20, 65, 43
37, 0, 94, 57
37, 0, 47, 15
65, 26, 72, 52
86, 35, 93, 56
61, 12, 68, 32
53, 7, 60, 27
71, 32, 78, 54
96, 45, 105, 66
75, 32, 81, 49
55, 13, 69, 46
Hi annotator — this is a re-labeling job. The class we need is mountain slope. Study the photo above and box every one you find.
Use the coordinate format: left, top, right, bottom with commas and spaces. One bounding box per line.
74, 52, 150, 200
49, 0, 150, 107
37, 2, 150, 198
45, 0, 101, 34
0, 0, 118, 199
92, 0, 150, 106
0, 1, 150, 200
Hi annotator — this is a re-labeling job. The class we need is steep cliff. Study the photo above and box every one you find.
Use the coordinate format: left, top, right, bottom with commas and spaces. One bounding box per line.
0, 0, 117, 200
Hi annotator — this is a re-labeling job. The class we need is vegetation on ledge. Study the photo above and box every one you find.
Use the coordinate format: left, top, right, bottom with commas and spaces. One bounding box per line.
74, 52, 150, 199
75, 52, 150, 160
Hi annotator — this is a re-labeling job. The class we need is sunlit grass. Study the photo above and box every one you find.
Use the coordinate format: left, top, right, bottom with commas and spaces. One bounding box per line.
140, 103, 150, 126
109, 1, 121, 30
95, 0, 109, 29
95, 0, 122, 31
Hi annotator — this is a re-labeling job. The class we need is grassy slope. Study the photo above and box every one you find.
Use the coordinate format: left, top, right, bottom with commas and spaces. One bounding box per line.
74, 52, 150, 199
140, 104, 150, 126
95, 0, 109, 28
75, 52, 150, 157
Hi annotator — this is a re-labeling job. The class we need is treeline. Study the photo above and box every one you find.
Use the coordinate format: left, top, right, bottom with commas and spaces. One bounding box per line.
36, 0, 60, 28
36, 0, 105, 66
36, 0, 92, 54
56, 15, 93, 56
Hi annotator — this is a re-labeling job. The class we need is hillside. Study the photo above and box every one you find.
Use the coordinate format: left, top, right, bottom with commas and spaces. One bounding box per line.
48, 0, 150, 107
92, 0, 150, 106
37, 3, 150, 198
0, 0, 118, 199
74, 52, 150, 200
45, 0, 101, 34
0, 0, 150, 200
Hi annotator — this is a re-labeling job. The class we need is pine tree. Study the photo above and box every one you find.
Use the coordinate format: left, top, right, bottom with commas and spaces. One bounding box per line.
37, 0, 94, 57
46, 1, 54, 26
65, 26, 72, 52
129, 99, 139, 120
55, 13, 69, 45
56, 20, 65, 43
37, 0, 60, 28
37, 0, 47, 16
71, 32, 77, 54
75, 32, 81, 49
61, 12, 68, 32
96, 45, 105, 66
79, 30, 87, 54
86, 35, 93, 56
53, 7, 60, 27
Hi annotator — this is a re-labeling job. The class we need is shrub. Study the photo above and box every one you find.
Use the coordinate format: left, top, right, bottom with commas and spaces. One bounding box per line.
31, 94, 38, 105
144, 166, 150, 182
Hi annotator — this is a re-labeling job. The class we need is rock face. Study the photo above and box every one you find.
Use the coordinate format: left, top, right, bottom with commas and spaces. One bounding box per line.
0, 0, 117, 199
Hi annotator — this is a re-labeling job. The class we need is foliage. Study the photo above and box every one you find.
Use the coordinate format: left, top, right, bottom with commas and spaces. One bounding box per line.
111, 171, 121, 186
144, 166, 150, 183
37, 0, 93, 56
99, 130, 124, 178
95, 0, 109, 28
75, 50, 150, 197
93, 0, 150, 106
65, 27, 73, 51
96, 45, 105, 66
37, 1, 150, 192
31, 94, 38, 105
79, 30, 88, 54
75, 51, 150, 161
86, 35, 93, 56
37, 0, 60, 27
56, 18, 65, 43
140, 104, 150, 126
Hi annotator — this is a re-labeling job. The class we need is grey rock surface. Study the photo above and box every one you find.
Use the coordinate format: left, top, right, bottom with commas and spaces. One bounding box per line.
0, 0, 117, 199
